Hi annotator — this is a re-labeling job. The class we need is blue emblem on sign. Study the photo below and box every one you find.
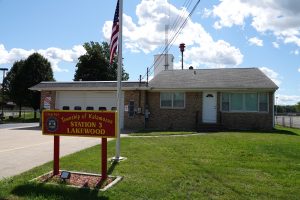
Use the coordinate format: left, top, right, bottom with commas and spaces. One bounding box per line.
47, 117, 58, 132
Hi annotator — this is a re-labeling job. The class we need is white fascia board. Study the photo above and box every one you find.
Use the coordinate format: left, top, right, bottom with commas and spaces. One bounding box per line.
32, 87, 150, 91
148, 88, 277, 92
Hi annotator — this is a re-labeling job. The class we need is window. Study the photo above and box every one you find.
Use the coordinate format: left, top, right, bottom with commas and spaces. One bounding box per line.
221, 93, 229, 111
111, 107, 117, 111
245, 93, 258, 111
128, 101, 134, 117
259, 93, 268, 112
98, 107, 107, 111
221, 93, 268, 112
74, 106, 81, 110
86, 106, 94, 110
231, 93, 243, 111
161, 93, 172, 107
173, 93, 184, 108
160, 92, 185, 108
62, 106, 70, 110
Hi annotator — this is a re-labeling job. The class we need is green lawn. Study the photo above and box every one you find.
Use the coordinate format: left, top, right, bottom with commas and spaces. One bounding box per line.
3, 111, 40, 123
0, 127, 299, 199
130, 131, 198, 136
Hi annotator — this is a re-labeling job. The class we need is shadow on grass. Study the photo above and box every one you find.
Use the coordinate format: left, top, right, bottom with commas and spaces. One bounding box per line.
107, 161, 118, 175
132, 127, 299, 136
270, 129, 298, 136
11, 182, 109, 200
214, 128, 299, 136
94, 162, 119, 189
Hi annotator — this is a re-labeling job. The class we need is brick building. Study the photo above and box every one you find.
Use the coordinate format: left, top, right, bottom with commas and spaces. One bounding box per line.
31, 67, 278, 131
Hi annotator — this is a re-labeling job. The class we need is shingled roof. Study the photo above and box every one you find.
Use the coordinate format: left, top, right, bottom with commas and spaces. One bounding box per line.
149, 68, 278, 90
30, 81, 147, 91
31, 68, 278, 91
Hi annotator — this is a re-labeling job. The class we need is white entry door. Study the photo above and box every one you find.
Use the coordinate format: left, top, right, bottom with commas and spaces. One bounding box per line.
202, 92, 217, 123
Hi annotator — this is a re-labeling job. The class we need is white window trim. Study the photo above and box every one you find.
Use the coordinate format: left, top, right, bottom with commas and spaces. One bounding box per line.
160, 92, 185, 109
221, 92, 269, 113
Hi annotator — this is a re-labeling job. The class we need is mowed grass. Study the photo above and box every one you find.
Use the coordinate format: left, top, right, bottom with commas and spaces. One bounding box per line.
0, 127, 299, 200
130, 131, 198, 136
4, 111, 40, 123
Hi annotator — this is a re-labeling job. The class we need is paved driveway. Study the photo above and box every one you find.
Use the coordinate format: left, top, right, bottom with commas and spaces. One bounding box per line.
0, 124, 103, 179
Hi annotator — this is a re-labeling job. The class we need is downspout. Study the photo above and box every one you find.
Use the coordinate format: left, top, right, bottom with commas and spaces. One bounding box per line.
273, 91, 275, 129
144, 90, 149, 129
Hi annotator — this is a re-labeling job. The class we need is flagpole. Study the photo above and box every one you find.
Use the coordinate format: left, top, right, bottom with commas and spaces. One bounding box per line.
115, 0, 123, 161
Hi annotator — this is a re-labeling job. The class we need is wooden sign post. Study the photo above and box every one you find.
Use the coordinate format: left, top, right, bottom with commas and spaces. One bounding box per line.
42, 110, 117, 180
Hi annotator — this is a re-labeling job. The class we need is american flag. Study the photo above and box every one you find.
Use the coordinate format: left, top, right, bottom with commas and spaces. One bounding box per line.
109, 0, 119, 64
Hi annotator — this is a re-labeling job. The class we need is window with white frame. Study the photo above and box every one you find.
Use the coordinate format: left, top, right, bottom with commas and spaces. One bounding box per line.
221, 92, 268, 112
160, 92, 185, 108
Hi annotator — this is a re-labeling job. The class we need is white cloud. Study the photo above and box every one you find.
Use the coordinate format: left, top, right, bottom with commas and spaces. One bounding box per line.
276, 94, 300, 105
0, 44, 86, 72
248, 37, 263, 46
209, 0, 300, 47
298, 68, 300, 72
272, 42, 279, 48
0, 44, 34, 64
103, 0, 243, 67
186, 40, 243, 67
259, 67, 281, 86
291, 49, 299, 55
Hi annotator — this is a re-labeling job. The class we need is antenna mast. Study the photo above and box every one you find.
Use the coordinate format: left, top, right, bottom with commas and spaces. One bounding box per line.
164, 24, 169, 70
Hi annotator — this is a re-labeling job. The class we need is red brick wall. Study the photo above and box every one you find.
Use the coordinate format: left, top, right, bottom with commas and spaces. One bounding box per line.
123, 90, 146, 130
146, 92, 202, 130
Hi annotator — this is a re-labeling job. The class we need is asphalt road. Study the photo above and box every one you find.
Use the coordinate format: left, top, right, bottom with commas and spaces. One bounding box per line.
0, 122, 39, 129
0, 124, 104, 179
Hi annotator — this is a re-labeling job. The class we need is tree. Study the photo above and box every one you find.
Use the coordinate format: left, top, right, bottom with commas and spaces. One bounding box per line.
276, 105, 297, 114
296, 102, 300, 112
21, 53, 55, 118
4, 53, 54, 118
74, 41, 129, 81
3, 60, 27, 117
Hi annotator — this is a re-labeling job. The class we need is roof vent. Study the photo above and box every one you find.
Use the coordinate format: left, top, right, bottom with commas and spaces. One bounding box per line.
189, 66, 193, 70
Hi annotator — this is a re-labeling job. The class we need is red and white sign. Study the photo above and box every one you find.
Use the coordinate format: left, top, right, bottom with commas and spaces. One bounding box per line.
43, 97, 51, 110
42, 110, 117, 138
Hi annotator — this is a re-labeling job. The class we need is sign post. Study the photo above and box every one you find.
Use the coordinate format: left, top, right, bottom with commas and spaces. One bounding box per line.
53, 136, 60, 175
101, 138, 107, 180
42, 110, 117, 179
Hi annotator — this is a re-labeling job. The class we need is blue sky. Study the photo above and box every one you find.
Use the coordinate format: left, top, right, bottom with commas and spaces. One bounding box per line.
0, 0, 299, 105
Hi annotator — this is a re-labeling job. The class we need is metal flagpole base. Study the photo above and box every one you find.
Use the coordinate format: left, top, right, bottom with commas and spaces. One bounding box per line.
109, 156, 127, 163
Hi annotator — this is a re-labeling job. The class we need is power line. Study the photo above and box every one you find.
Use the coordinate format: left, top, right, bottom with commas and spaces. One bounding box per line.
140, 0, 193, 80
141, 0, 202, 80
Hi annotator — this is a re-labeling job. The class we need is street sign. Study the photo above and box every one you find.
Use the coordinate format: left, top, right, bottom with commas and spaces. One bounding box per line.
42, 110, 117, 138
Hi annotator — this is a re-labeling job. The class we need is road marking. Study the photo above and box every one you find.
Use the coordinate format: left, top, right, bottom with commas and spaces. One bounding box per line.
0, 141, 52, 153
0, 137, 101, 154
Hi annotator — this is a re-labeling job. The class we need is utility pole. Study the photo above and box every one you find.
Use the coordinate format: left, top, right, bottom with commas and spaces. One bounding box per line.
0, 68, 8, 123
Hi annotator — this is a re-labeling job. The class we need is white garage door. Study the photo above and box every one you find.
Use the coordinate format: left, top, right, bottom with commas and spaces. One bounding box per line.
55, 91, 124, 128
